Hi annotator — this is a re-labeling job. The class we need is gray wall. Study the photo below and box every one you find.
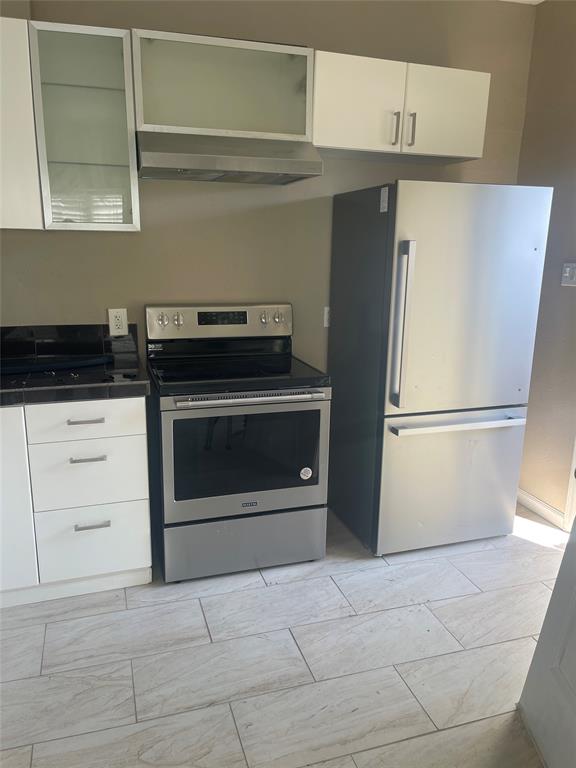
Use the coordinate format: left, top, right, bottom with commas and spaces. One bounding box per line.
0, 0, 535, 369
518, 1, 576, 516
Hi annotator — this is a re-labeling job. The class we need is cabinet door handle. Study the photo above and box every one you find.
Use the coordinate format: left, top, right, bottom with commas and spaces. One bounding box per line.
67, 417, 105, 426
69, 455, 108, 465
74, 520, 111, 532
407, 111, 417, 146
391, 110, 401, 145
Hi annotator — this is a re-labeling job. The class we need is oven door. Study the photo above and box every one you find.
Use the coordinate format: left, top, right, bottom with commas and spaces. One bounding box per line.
161, 393, 330, 524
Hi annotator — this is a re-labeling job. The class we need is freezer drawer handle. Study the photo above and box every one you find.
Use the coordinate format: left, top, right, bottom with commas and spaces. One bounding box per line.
391, 240, 416, 409
390, 416, 527, 437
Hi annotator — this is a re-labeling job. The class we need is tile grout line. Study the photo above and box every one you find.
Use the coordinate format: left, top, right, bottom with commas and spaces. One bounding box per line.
0, 668, 532, 756
0, 708, 526, 764
125, 581, 268, 610
288, 626, 318, 682
29, 631, 539, 694
393, 661, 441, 731
420, 603, 465, 650
1, 595, 128, 631
197, 599, 214, 644
348, 708, 529, 764
445, 556, 489, 592
129, 659, 138, 723
38, 622, 48, 676
227, 702, 250, 768
329, 574, 358, 615
35, 602, 543, 679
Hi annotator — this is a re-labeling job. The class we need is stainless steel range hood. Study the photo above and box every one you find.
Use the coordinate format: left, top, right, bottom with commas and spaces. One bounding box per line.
137, 132, 323, 185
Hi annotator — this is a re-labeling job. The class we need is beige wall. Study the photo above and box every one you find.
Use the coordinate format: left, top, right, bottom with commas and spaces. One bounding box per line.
518, 1, 576, 516
0, 0, 535, 369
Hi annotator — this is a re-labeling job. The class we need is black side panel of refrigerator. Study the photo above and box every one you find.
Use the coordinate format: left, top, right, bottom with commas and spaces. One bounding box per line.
327, 184, 396, 552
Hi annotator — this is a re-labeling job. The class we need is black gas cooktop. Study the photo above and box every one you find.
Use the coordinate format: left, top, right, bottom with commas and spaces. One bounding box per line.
0, 324, 148, 405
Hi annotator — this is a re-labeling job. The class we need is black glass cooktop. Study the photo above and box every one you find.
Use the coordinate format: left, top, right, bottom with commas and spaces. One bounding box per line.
148, 356, 329, 395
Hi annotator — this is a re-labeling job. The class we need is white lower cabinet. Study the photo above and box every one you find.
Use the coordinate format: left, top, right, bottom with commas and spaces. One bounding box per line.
28, 434, 149, 512
25, 397, 146, 444
35, 500, 151, 582
1, 397, 151, 604
0, 407, 39, 590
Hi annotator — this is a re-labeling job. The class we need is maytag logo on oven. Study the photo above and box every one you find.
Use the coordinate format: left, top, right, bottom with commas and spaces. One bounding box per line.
242, 501, 258, 508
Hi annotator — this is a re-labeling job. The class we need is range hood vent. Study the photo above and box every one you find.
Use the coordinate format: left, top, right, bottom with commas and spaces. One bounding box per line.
137, 132, 323, 185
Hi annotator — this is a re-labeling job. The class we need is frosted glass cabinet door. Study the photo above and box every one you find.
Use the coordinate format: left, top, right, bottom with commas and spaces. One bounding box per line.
132, 29, 313, 139
28, 22, 140, 230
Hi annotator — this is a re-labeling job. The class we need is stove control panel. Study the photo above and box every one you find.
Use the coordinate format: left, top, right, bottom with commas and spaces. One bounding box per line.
146, 304, 293, 340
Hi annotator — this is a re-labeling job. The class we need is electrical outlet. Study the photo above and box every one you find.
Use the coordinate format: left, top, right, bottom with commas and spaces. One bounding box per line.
108, 308, 128, 336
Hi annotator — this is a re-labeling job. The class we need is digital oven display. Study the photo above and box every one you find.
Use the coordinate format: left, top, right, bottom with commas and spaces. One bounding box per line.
198, 311, 248, 326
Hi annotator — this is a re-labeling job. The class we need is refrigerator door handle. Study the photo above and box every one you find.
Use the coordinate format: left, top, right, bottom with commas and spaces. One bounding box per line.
391, 239, 416, 408
390, 416, 527, 437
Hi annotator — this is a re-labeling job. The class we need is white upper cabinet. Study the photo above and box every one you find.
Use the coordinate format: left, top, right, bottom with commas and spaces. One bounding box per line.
312, 51, 490, 159
0, 17, 44, 230
402, 63, 490, 158
0, 407, 38, 591
28, 22, 140, 230
132, 29, 313, 140
313, 51, 407, 152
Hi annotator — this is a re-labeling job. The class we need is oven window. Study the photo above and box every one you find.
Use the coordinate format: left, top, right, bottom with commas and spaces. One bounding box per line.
172, 409, 321, 501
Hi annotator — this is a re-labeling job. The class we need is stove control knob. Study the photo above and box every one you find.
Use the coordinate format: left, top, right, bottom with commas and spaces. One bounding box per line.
173, 312, 184, 328
273, 311, 281, 324
157, 312, 170, 328
260, 311, 268, 325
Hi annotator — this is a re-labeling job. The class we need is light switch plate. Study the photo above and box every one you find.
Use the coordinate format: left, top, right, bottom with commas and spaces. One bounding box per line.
108, 308, 128, 336
323, 306, 331, 328
561, 263, 576, 286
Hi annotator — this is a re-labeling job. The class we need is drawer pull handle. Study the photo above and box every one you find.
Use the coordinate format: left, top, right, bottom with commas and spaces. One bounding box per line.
67, 417, 106, 426
74, 520, 111, 532
69, 455, 108, 465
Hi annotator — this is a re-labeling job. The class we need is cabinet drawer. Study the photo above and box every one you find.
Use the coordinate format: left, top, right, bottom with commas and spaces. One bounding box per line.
25, 397, 146, 444
35, 500, 151, 582
29, 435, 148, 512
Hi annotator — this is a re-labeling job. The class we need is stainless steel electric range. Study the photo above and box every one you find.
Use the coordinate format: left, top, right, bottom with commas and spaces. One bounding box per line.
146, 304, 331, 582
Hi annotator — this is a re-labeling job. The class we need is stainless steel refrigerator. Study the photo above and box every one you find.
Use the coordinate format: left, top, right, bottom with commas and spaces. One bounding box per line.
328, 180, 553, 555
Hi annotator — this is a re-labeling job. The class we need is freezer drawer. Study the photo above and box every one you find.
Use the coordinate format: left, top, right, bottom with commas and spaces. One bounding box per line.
377, 407, 527, 555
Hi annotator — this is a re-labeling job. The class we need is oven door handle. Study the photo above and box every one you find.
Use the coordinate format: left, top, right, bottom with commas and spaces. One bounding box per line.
174, 391, 327, 409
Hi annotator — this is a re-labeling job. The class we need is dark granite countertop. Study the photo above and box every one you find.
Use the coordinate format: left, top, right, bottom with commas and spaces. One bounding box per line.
1, 324, 149, 407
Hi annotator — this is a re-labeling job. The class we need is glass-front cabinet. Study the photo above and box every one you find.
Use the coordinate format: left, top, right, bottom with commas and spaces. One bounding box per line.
132, 29, 313, 140
28, 22, 140, 230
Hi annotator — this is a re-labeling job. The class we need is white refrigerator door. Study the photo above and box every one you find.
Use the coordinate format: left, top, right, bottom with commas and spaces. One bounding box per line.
377, 407, 527, 555
385, 181, 552, 415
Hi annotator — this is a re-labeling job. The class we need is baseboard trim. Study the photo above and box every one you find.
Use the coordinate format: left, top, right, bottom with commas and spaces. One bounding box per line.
518, 488, 565, 530
0, 567, 152, 608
